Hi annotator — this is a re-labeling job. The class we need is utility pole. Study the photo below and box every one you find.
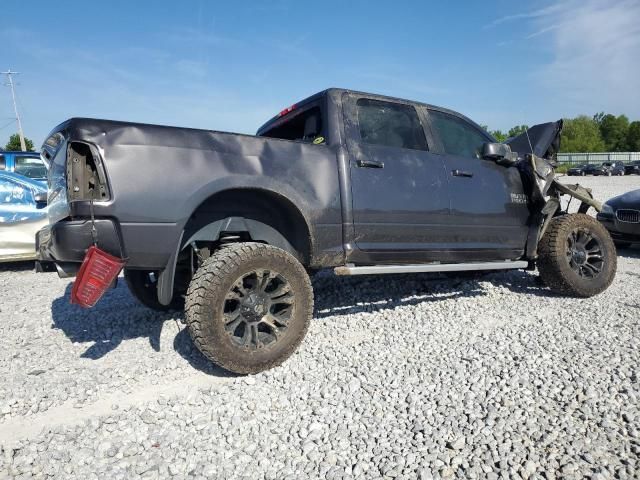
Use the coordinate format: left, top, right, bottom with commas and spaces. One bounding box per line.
2, 69, 27, 151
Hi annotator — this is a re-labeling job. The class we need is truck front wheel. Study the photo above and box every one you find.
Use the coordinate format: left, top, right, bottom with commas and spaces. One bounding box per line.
537, 213, 616, 297
184, 242, 313, 374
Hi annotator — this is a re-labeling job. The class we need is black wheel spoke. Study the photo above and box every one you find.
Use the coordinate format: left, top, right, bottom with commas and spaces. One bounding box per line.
566, 226, 605, 279
258, 270, 277, 292
222, 267, 294, 351
583, 261, 601, 275
225, 316, 243, 334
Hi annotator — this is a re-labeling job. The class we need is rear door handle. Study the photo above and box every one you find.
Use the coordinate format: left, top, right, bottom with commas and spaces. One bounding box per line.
452, 169, 473, 178
357, 159, 384, 169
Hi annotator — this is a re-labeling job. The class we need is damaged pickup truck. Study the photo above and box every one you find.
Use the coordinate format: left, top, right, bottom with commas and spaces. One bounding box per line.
36, 88, 616, 373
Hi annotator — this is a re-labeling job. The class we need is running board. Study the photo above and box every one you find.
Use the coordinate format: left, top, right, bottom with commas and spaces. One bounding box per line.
334, 260, 529, 276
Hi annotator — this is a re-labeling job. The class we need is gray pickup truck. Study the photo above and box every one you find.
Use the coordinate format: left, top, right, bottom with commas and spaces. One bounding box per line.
36, 88, 616, 373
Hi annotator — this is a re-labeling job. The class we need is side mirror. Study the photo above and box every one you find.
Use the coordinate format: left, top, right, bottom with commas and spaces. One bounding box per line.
481, 142, 517, 166
34, 192, 48, 208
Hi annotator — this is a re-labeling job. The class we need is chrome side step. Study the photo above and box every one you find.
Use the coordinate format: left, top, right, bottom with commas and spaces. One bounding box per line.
334, 260, 529, 276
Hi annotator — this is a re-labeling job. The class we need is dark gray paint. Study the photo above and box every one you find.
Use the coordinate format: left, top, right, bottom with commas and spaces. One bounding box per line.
39, 89, 563, 299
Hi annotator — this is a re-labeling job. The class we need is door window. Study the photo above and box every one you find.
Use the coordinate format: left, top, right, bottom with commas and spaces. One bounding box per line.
356, 99, 428, 150
429, 110, 488, 159
14, 155, 47, 179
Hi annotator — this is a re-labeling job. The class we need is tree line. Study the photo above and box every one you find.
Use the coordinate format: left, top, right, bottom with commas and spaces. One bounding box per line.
486, 114, 640, 153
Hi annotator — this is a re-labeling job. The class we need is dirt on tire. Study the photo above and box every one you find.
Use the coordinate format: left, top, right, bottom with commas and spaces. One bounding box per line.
184, 242, 313, 374
538, 213, 616, 297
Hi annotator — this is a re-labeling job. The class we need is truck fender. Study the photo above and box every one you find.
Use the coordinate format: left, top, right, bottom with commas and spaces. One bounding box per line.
156, 217, 297, 306
181, 217, 298, 257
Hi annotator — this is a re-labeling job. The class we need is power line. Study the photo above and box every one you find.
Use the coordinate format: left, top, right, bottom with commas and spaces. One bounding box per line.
1, 69, 26, 151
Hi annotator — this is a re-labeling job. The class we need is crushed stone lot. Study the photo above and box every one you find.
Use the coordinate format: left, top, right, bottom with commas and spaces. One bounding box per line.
1, 176, 639, 479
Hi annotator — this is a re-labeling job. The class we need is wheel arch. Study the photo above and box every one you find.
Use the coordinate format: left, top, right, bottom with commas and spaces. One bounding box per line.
157, 187, 314, 307
180, 187, 313, 264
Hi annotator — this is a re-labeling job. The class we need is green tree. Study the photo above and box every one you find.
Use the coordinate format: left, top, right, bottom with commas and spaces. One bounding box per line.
593, 112, 605, 125
491, 130, 507, 142
560, 116, 605, 152
626, 121, 640, 151
4, 133, 35, 152
598, 114, 629, 151
507, 125, 529, 138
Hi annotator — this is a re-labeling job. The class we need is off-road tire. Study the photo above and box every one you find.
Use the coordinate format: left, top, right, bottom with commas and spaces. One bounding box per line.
124, 269, 184, 311
538, 213, 616, 297
184, 242, 313, 374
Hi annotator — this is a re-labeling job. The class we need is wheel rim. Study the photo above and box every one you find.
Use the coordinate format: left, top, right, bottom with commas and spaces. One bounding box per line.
566, 228, 604, 278
222, 269, 294, 350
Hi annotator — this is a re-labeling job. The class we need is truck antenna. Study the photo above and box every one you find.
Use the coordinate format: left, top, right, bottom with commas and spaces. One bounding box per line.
1, 69, 27, 151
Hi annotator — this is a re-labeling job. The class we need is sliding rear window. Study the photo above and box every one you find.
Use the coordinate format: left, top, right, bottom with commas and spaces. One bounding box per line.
260, 106, 325, 144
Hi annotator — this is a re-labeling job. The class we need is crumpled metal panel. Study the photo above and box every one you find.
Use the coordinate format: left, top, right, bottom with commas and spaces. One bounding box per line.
45, 118, 343, 267
507, 120, 563, 160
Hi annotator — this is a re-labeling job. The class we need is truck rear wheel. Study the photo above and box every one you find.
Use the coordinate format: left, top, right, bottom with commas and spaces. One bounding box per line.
124, 269, 184, 311
537, 213, 616, 297
184, 242, 313, 374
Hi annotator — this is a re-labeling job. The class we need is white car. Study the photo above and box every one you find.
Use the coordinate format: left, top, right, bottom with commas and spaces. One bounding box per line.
0, 171, 48, 262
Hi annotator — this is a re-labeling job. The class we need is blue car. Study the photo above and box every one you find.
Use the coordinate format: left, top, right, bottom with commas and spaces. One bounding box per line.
0, 171, 49, 262
0, 151, 47, 185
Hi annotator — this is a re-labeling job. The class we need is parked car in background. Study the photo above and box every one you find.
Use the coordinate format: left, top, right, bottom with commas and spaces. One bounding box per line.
597, 189, 640, 248
567, 164, 591, 176
0, 171, 48, 262
624, 161, 640, 175
0, 151, 47, 184
595, 161, 625, 176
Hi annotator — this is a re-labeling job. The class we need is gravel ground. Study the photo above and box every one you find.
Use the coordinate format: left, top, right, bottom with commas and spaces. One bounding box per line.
1, 176, 639, 479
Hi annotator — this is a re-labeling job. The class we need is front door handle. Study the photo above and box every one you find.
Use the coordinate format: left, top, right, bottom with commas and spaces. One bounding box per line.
357, 159, 384, 169
452, 169, 473, 178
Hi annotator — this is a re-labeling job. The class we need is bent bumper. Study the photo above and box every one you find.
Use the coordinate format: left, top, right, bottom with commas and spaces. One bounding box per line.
597, 213, 640, 243
36, 218, 126, 277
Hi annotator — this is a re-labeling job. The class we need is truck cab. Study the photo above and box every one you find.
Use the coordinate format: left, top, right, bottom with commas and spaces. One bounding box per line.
258, 89, 530, 265
0, 151, 47, 184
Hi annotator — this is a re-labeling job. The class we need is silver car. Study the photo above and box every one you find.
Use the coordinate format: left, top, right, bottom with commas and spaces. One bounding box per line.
0, 171, 48, 262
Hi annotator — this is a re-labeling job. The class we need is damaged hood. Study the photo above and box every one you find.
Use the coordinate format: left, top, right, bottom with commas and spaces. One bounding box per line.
506, 120, 563, 161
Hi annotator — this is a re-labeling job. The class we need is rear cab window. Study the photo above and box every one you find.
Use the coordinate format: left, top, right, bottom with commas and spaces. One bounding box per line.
0, 155, 5, 170
14, 155, 46, 179
258, 104, 326, 145
356, 98, 428, 150
428, 109, 490, 159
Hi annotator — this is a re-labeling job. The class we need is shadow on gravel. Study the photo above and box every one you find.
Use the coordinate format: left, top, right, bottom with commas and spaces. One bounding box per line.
312, 269, 552, 319
173, 328, 238, 377
50, 282, 233, 377
617, 245, 640, 259
0, 260, 35, 272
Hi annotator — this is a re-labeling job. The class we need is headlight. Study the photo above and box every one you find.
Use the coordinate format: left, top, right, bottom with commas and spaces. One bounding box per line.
601, 203, 614, 214
534, 157, 553, 179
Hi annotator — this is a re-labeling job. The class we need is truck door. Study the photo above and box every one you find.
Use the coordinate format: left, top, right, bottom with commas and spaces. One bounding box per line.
343, 94, 453, 264
426, 108, 529, 261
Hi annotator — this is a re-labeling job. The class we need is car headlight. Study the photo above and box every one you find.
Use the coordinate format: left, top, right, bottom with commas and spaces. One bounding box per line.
601, 203, 614, 214
533, 159, 552, 178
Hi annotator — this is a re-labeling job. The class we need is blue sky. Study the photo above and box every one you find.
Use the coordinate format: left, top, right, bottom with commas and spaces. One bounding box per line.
2, 0, 639, 146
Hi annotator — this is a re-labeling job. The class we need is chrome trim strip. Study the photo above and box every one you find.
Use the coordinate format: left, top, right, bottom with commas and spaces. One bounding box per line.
334, 260, 529, 276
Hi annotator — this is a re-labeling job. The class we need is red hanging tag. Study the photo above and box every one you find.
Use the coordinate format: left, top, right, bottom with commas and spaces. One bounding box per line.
71, 246, 126, 308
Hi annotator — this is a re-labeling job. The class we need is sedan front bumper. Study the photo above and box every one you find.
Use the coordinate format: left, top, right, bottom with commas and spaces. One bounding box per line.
597, 212, 640, 243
